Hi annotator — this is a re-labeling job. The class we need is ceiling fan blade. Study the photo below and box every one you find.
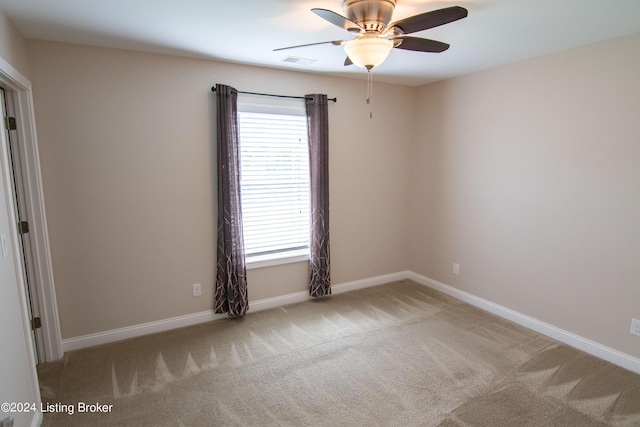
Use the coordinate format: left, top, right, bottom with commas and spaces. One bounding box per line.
389, 6, 468, 35
274, 40, 345, 52
344, 57, 353, 66
391, 36, 450, 53
312, 8, 363, 32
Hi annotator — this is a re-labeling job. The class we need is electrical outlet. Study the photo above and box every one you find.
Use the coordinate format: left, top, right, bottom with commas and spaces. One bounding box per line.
631, 319, 640, 337
192, 283, 202, 297
453, 263, 460, 275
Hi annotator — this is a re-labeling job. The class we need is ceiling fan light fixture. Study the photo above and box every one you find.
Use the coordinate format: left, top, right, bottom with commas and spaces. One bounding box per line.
344, 37, 393, 69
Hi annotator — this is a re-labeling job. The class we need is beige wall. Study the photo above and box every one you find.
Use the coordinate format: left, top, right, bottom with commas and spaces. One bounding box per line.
25, 30, 640, 361
0, 8, 29, 77
26, 40, 413, 339
410, 33, 640, 359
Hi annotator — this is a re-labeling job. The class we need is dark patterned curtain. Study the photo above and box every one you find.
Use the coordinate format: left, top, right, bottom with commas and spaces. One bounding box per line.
306, 94, 331, 297
214, 84, 248, 316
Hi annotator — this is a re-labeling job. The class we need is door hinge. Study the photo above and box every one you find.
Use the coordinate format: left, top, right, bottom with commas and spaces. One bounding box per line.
4, 116, 16, 131
18, 221, 29, 235
31, 317, 42, 330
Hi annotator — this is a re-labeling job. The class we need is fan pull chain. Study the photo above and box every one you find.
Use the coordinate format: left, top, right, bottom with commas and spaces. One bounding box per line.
366, 68, 373, 119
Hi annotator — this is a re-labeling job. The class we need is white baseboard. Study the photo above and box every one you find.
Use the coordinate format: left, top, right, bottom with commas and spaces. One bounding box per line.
62, 270, 640, 375
62, 310, 225, 352
62, 271, 408, 353
407, 271, 640, 375
333, 271, 410, 294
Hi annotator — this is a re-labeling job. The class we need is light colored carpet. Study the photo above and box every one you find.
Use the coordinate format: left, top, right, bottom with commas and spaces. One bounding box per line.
38, 280, 640, 426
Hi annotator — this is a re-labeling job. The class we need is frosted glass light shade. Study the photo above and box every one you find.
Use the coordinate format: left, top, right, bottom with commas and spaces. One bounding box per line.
344, 38, 393, 69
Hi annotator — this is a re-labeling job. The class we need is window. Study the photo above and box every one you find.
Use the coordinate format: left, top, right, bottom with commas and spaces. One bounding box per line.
237, 96, 310, 267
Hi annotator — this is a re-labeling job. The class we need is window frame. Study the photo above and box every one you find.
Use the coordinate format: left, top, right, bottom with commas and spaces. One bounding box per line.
237, 95, 310, 269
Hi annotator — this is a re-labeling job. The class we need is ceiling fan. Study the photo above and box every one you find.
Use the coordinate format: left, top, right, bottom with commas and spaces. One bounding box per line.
275, 0, 468, 70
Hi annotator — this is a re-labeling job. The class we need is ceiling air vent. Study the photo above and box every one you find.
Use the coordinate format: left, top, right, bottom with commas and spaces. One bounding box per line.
282, 56, 316, 66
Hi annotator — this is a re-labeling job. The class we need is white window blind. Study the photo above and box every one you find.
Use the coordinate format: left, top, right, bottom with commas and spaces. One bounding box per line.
238, 106, 310, 262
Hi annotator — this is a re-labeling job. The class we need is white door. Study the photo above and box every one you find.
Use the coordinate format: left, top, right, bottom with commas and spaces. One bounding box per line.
1, 86, 44, 363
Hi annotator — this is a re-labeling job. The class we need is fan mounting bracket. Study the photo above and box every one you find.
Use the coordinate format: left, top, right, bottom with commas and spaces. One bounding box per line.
342, 0, 396, 33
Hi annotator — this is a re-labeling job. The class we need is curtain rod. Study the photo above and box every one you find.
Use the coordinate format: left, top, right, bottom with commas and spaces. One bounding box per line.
211, 86, 337, 103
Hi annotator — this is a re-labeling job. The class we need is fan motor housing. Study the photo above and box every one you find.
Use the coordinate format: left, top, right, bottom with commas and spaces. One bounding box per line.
343, 0, 396, 33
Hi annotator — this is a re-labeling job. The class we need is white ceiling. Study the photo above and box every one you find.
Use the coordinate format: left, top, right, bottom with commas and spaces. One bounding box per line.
1, 0, 639, 86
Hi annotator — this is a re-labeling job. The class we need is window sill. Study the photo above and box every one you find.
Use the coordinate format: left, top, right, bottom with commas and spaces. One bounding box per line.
246, 250, 309, 270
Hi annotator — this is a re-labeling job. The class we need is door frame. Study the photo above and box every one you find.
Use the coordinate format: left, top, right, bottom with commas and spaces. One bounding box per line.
0, 56, 63, 361
1, 85, 45, 363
